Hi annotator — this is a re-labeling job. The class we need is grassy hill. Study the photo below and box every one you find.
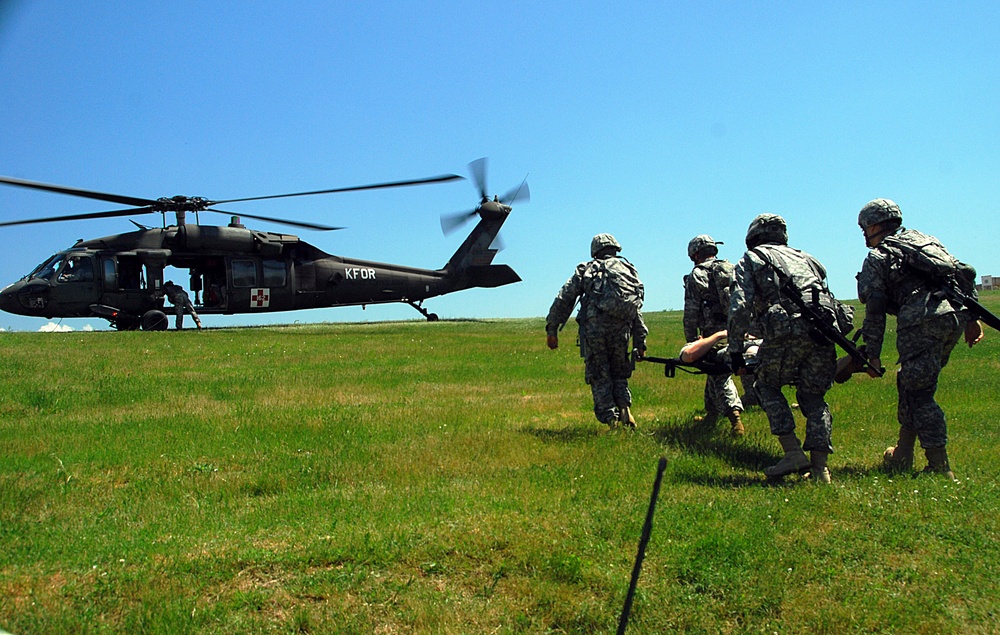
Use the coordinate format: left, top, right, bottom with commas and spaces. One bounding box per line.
3, 294, 1000, 634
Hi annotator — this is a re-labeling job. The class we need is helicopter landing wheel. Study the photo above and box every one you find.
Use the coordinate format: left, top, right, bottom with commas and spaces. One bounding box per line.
407, 301, 439, 322
140, 309, 169, 331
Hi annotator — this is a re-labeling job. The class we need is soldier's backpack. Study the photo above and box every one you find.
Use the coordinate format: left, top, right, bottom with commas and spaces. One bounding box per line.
881, 230, 977, 296
704, 258, 734, 324
588, 256, 644, 321
750, 246, 855, 337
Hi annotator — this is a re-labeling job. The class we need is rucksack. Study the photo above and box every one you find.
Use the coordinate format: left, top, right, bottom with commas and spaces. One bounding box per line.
882, 230, 977, 295
751, 246, 855, 337
704, 258, 734, 323
588, 256, 644, 321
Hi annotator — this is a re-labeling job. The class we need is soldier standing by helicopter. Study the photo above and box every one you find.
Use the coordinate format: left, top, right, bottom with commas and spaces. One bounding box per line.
162, 281, 203, 330
546, 234, 647, 429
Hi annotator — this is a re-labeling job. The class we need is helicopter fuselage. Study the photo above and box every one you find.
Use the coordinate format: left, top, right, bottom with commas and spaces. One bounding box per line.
0, 162, 524, 329
0, 219, 517, 329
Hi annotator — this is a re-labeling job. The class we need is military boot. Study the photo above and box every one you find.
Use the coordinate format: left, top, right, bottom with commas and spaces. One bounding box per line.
620, 406, 636, 430
727, 409, 745, 437
764, 434, 811, 479
809, 451, 831, 484
923, 446, 956, 480
883, 426, 917, 474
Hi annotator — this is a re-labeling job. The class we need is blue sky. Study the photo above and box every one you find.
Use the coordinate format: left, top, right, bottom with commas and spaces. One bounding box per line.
1, 1, 998, 333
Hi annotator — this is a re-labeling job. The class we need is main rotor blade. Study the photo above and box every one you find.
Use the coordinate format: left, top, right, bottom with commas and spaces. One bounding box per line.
208, 208, 343, 231
213, 173, 464, 205
468, 158, 488, 200
440, 209, 477, 235
500, 178, 530, 205
0, 206, 155, 228
0, 175, 158, 207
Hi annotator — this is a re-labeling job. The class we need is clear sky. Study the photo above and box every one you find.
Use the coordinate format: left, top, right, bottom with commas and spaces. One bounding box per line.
1, 1, 998, 333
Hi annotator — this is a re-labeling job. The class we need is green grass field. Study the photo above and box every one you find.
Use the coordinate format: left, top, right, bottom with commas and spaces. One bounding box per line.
3, 295, 1000, 634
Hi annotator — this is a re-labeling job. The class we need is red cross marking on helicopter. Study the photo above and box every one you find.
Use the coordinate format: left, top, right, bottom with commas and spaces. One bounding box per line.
250, 288, 270, 308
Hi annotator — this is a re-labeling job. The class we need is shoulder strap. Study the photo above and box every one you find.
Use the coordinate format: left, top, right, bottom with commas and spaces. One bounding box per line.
750, 246, 822, 312
749, 246, 786, 288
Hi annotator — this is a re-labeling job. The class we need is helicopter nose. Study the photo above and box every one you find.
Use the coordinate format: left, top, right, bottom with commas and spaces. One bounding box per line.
0, 283, 20, 315
0, 280, 43, 316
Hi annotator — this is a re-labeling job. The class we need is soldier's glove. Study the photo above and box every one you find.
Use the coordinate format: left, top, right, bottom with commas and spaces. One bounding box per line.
729, 352, 745, 374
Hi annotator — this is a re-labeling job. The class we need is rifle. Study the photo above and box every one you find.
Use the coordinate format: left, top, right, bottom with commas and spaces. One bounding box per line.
634, 350, 759, 378
778, 278, 885, 378
938, 281, 1000, 332
749, 246, 885, 379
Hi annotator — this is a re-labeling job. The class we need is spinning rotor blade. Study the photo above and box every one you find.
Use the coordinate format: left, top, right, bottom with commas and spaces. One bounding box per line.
500, 178, 530, 205
439, 161, 530, 236
1, 170, 464, 230
213, 173, 464, 205
209, 208, 344, 231
440, 209, 478, 235
0, 175, 158, 207
468, 157, 488, 200
0, 206, 156, 228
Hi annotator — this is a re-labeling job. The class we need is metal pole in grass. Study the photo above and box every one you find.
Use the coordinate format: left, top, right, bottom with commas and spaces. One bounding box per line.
617, 455, 667, 635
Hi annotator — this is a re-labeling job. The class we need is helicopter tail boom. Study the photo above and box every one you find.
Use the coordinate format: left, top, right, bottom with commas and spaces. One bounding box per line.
452, 264, 521, 290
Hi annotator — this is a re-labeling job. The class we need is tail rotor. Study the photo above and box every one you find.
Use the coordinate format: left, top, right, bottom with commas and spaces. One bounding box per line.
440, 158, 529, 236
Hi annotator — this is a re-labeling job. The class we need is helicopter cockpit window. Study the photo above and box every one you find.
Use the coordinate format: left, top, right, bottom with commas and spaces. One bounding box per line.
263, 259, 286, 287
57, 255, 94, 283
232, 259, 257, 287
28, 253, 66, 281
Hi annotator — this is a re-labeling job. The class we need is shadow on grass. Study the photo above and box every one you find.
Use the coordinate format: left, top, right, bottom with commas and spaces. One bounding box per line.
654, 413, 887, 485
651, 414, 776, 471
523, 424, 608, 443
522, 416, 886, 487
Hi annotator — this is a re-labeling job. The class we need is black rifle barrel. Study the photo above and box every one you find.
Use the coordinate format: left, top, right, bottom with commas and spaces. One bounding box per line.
953, 292, 1000, 332
780, 281, 886, 378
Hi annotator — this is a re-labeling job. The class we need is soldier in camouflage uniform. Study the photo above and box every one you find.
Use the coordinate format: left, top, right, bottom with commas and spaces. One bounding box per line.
163, 281, 203, 330
546, 234, 648, 428
683, 235, 744, 436
856, 198, 984, 479
728, 214, 837, 483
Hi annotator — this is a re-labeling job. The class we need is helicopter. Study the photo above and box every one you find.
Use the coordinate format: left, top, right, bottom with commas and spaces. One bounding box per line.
0, 158, 528, 330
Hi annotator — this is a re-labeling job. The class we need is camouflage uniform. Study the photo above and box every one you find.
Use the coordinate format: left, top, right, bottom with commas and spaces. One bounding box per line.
684, 254, 743, 418
163, 282, 201, 330
857, 227, 971, 450
546, 239, 648, 425
728, 242, 836, 456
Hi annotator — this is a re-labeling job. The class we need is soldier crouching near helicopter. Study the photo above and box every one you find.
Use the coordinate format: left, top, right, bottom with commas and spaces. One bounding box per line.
546, 234, 647, 429
856, 198, 984, 480
162, 281, 203, 330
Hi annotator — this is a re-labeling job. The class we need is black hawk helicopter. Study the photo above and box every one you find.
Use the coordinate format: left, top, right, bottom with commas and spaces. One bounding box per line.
0, 158, 527, 330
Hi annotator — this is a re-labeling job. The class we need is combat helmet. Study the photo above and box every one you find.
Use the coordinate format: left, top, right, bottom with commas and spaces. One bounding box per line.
591, 233, 622, 258
857, 198, 902, 229
687, 234, 722, 261
745, 214, 788, 249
